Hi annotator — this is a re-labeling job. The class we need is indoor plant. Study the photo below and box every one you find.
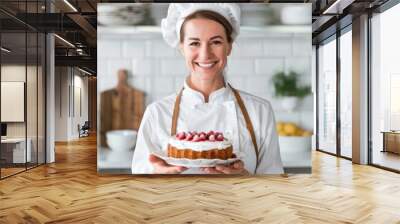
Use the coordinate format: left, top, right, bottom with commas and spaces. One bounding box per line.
271, 71, 311, 111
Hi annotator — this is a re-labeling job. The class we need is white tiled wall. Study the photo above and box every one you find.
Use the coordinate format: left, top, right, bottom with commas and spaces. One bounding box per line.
98, 30, 313, 130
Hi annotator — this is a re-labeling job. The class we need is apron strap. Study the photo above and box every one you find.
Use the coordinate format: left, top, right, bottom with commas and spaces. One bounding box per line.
171, 84, 259, 172
228, 84, 260, 172
171, 88, 184, 136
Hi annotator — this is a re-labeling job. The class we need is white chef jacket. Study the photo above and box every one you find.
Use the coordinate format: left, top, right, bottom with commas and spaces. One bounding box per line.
131, 80, 284, 174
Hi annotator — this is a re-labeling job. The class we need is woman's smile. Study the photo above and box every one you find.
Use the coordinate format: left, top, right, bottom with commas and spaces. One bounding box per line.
195, 61, 218, 69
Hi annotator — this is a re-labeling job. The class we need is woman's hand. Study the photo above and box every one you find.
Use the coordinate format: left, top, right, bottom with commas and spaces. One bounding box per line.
200, 160, 249, 175
149, 154, 188, 174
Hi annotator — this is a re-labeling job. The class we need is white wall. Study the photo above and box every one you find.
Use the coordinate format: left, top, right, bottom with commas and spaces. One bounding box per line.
55, 67, 89, 141
98, 29, 313, 130
72, 73, 89, 138
1, 65, 39, 137
1, 64, 46, 164
55, 67, 67, 141
1, 66, 26, 137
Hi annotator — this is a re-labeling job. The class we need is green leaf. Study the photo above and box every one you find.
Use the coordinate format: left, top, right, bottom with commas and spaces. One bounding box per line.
271, 71, 311, 98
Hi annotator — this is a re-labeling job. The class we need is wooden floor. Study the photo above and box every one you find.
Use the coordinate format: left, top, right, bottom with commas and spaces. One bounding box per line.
1, 167, 25, 178
1, 163, 45, 178
0, 135, 400, 223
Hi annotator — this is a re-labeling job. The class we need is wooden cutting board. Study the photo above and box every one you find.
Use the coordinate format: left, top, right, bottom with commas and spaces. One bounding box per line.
100, 87, 145, 147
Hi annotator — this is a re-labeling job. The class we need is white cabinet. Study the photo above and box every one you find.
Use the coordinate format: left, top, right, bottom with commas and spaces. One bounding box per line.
1, 138, 32, 163
279, 136, 311, 170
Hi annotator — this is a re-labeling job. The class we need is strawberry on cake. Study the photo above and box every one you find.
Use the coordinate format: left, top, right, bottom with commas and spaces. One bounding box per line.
167, 131, 234, 160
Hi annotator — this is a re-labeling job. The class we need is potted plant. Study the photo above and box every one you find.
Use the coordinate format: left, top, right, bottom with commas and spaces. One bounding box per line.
271, 71, 311, 111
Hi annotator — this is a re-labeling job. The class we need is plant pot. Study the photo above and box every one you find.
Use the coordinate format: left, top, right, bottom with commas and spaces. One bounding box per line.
281, 96, 299, 112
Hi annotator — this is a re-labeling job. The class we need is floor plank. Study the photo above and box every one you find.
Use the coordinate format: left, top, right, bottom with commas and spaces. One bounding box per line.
0, 135, 399, 223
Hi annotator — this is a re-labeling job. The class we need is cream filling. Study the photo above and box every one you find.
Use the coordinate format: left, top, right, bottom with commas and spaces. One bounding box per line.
169, 138, 232, 151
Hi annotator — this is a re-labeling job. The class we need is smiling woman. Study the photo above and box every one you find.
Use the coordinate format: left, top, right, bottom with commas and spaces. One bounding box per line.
131, 3, 284, 175
179, 14, 232, 100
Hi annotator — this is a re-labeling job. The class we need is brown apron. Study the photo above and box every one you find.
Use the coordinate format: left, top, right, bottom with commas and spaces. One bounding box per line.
170, 84, 260, 171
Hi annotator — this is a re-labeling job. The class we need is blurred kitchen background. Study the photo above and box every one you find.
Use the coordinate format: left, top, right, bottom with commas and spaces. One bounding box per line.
97, 3, 313, 173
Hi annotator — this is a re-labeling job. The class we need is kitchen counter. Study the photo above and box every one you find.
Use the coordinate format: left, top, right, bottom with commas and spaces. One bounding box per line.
97, 147, 133, 174
97, 146, 310, 174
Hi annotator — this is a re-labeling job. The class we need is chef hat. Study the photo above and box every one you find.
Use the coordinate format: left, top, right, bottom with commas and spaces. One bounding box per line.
161, 3, 241, 48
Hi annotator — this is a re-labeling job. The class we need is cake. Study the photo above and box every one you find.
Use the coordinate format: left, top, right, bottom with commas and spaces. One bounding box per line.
167, 131, 234, 160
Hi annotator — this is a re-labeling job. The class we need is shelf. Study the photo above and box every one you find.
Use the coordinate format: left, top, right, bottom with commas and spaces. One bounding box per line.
98, 25, 311, 37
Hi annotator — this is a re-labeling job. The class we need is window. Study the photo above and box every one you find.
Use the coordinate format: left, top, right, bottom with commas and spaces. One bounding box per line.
371, 2, 400, 171
339, 29, 352, 158
0, 1, 47, 179
317, 37, 337, 154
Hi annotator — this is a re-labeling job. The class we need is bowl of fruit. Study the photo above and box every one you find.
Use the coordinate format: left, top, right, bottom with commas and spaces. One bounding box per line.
276, 122, 312, 168
276, 122, 312, 137
276, 122, 312, 153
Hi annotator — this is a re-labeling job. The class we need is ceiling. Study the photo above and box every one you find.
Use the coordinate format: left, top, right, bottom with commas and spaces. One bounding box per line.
0, 0, 394, 75
311, 0, 390, 44
0, 0, 99, 74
